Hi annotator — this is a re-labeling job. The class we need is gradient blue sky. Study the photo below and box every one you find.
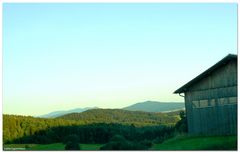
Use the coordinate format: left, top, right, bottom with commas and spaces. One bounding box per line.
3, 3, 237, 116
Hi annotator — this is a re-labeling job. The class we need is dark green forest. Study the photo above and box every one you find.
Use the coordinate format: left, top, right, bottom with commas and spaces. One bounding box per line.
3, 115, 80, 143
57, 109, 180, 126
3, 109, 186, 150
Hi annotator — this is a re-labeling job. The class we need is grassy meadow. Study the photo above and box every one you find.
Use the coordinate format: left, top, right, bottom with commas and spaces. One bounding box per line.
4, 143, 103, 151
151, 135, 237, 150
4, 135, 237, 151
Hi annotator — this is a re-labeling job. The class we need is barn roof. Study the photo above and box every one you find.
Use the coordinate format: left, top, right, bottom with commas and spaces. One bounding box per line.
174, 54, 237, 94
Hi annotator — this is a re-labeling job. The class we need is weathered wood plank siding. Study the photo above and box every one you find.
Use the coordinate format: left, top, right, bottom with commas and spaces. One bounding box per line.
185, 59, 237, 135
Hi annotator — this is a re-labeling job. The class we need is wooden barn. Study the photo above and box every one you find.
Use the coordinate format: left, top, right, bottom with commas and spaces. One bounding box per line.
174, 54, 237, 135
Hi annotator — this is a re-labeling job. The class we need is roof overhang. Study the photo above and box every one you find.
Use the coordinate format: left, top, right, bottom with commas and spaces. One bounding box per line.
174, 54, 237, 94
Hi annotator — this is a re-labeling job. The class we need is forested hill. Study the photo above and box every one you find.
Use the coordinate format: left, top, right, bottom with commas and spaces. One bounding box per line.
123, 101, 185, 112
3, 109, 183, 144
57, 109, 181, 126
3, 114, 80, 143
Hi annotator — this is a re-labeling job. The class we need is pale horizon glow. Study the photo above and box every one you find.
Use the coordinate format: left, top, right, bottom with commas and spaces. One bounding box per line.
3, 3, 237, 116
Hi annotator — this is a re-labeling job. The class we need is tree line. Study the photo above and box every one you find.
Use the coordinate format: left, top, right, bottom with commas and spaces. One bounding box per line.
3, 109, 187, 146
57, 109, 180, 126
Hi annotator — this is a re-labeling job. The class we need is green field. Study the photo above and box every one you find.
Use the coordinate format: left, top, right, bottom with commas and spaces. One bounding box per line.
4, 135, 237, 151
151, 135, 237, 150
4, 143, 103, 150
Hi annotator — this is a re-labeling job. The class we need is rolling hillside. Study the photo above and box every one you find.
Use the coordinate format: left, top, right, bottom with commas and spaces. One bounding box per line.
57, 109, 181, 126
3, 109, 182, 143
123, 101, 185, 112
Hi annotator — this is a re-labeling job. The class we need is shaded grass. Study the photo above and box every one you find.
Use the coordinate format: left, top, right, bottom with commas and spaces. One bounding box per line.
3, 144, 37, 150
4, 143, 103, 150
80, 144, 103, 150
151, 135, 237, 150
29, 143, 65, 150
4, 135, 237, 151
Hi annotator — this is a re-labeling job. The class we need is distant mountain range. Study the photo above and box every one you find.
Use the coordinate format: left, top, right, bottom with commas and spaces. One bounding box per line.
39, 101, 185, 118
38, 107, 98, 118
123, 101, 185, 112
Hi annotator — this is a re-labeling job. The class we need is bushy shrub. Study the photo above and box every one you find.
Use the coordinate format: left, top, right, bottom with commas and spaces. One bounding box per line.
64, 134, 80, 150
128, 141, 148, 150
100, 141, 125, 150
100, 135, 128, 150
64, 141, 80, 150
175, 111, 188, 133
100, 135, 150, 150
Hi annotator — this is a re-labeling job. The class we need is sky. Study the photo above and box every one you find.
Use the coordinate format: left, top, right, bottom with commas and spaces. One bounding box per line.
3, 3, 237, 116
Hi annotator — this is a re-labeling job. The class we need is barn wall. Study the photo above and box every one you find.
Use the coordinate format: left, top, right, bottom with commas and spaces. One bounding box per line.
187, 86, 237, 100
185, 60, 237, 135
185, 92, 194, 134
187, 91, 237, 135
